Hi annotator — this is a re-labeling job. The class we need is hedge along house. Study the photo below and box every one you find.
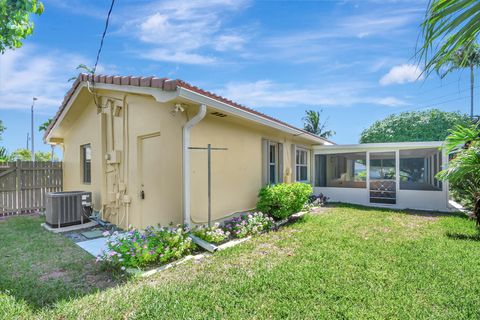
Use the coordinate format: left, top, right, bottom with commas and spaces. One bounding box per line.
312, 142, 450, 212
44, 74, 332, 229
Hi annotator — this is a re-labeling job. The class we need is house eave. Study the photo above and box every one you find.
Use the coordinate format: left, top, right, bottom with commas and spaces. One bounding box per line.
313, 141, 444, 153
178, 87, 330, 145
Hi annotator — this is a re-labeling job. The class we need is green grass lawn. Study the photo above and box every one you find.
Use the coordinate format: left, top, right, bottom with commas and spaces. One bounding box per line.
2, 205, 480, 319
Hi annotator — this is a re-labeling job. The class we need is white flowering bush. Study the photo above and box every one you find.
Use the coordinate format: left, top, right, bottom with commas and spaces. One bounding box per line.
191, 223, 230, 244
223, 212, 274, 238
98, 225, 195, 270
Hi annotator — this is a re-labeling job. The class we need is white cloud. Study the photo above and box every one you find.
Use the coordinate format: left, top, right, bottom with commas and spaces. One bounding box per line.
375, 96, 408, 107
379, 64, 423, 86
214, 34, 247, 52
256, 8, 420, 64
216, 80, 407, 108
122, 0, 250, 64
340, 11, 419, 39
140, 49, 216, 65
0, 46, 113, 111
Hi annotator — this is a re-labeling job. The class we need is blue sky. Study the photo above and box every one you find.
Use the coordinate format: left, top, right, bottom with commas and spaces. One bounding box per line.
0, 0, 477, 153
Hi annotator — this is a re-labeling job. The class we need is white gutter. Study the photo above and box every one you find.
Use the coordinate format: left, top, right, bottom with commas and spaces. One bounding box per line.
183, 104, 207, 225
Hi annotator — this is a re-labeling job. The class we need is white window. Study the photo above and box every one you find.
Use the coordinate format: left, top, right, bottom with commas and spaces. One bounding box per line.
296, 148, 308, 182
268, 142, 278, 184
81, 144, 91, 184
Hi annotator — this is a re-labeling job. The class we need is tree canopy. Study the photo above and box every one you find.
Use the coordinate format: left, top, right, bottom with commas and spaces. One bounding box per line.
0, 0, 44, 53
9, 148, 32, 161
34, 151, 57, 162
360, 109, 471, 144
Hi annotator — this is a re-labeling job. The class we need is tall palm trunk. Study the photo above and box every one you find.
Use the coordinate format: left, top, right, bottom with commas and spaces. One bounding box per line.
474, 196, 480, 226
471, 64, 474, 118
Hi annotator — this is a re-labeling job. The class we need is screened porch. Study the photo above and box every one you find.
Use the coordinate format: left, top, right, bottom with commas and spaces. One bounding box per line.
312, 142, 450, 212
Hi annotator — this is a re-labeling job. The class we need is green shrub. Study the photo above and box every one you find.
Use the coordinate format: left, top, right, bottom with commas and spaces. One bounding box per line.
257, 183, 313, 219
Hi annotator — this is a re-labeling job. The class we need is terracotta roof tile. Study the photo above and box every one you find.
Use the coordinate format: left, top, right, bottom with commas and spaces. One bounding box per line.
44, 73, 330, 144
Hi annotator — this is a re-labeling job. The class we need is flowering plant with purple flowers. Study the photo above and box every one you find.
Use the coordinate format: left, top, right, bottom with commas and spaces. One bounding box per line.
223, 212, 274, 238
98, 225, 195, 270
191, 223, 230, 244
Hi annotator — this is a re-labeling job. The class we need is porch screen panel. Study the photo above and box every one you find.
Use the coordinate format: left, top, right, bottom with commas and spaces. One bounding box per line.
399, 149, 442, 191
314, 155, 327, 187
369, 152, 396, 204
326, 152, 366, 188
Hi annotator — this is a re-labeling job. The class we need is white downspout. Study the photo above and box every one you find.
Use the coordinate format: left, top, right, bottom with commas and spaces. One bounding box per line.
183, 104, 207, 225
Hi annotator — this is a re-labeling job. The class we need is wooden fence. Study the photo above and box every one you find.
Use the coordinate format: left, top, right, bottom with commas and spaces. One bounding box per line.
0, 161, 62, 215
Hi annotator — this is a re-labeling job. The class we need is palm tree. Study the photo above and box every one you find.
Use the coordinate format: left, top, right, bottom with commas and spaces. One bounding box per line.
39, 118, 55, 162
419, 0, 480, 77
435, 44, 480, 118
436, 123, 480, 225
302, 110, 335, 139
0, 147, 8, 162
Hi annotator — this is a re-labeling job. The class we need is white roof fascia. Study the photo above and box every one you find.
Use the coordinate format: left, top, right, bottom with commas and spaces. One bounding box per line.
313, 141, 444, 154
45, 83, 180, 141
178, 87, 329, 145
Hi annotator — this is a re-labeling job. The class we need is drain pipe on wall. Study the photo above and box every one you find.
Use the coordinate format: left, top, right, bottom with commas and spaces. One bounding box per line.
183, 104, 207, 226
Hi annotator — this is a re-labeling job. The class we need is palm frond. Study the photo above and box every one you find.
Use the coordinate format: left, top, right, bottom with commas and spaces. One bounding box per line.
443, 124, 480, 152
419, 0, 480, 76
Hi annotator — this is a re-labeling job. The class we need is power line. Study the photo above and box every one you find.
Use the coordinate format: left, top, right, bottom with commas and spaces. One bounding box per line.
93, 0, 116, 75
411, 78, 468, 96
410, 84, 480, 107
397, 93, 478, 114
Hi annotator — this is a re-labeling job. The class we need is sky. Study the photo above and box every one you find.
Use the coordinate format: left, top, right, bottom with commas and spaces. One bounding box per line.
0, 0, 477, 154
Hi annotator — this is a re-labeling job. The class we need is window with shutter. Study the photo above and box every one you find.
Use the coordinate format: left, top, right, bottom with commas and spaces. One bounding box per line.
295, 148, 309, 182
263, 140, 283, 185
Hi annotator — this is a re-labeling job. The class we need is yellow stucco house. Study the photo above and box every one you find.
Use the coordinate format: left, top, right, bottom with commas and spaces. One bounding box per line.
45, 74, 331, 229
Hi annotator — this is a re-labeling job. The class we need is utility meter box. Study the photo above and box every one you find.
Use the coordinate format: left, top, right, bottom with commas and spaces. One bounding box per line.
106, 150, 122, 164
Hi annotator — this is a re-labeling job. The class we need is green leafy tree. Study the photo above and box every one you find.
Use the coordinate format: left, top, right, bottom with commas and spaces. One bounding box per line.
436, 124, 480, 225
0, 0, 44, 53
302, 110, 335, 139
9, 148, 31, 161
39, 118, 55, 161
34, 151, 57, 162
360, 109, 471, 143
435, 44, 480, 117
419, 0, 480, 77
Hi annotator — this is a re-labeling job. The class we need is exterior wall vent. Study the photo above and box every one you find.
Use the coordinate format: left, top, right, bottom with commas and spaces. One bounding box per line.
45, 191, 92, 228
211, 111, 227, 118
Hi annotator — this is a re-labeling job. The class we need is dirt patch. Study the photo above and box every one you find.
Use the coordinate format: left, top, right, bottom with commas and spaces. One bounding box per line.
81, 261, 121, 290
309, 206, 331, 215
40, 269, 69, 281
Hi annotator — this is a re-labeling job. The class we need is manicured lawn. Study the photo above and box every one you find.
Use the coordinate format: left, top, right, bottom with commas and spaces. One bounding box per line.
0, 215, 119, 312
2, 205, 480, 319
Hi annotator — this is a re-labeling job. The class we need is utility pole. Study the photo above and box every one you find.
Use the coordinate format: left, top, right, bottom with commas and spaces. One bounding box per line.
31, 97, 37, 161
26, 132, 29, 150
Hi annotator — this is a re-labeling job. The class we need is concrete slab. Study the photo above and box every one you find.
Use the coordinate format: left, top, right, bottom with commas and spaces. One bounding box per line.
76, 237, 108, 257
41, 220, 98, 233
81, 230, 105, 239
